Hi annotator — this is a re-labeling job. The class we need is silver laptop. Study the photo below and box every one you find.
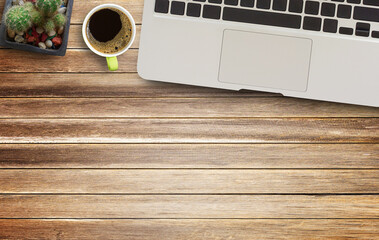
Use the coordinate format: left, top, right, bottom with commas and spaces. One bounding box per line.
138, 0, 379, 107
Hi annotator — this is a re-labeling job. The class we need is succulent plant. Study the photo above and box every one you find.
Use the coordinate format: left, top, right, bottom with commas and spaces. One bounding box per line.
35, 0, 62, 16
5, 5, 32, 32
43, 19, 55, 32
52, 13, 66, 27
29, 8, 43, 26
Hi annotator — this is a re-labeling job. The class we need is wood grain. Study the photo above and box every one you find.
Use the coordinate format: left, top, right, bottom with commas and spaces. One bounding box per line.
0, 73, 275, 98
1, 169, 378, 193
0, 49, 137, 73
0, 0, 144, 24
1, 195, 377, 218
1, 98, 378, 118
0, 118, 377, 143
1, 144, 377, 169
0, 219, 378, 240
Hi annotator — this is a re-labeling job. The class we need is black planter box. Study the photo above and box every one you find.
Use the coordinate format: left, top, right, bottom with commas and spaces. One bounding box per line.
0, 0, 74, 56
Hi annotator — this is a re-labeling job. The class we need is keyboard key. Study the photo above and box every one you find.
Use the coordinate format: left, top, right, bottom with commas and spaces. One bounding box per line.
323, 18, 338, 33
321, 3, 335, 17
223, 7, 301, 29
241, 0, 255, 7
193, 0, 206, 1
303, 16, 322, 31
187, 3, 202, 17
355, 22, 370, 37
208, 0, 222, 3
203, 5, 222, 19
273, 0, 287, 11
347, 0, 361, 3
289, 0, 303, 13
339, 27, 354, 35
363, 0, 379, 6
225, 0, 239, 5
372, 31, 379, 38
171, 1, 185, 15
354, 7, 379, 23
155, 0, 169, 13
305, 1, 320, 15
337, 4, 352, 19
257, 0, 271, 9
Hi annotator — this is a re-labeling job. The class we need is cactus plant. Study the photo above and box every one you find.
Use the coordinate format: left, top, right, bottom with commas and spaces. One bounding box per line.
5, 6, 32, 32
36, 0, 62, 16
29, 9, 43, 26
52, 13, 66, 27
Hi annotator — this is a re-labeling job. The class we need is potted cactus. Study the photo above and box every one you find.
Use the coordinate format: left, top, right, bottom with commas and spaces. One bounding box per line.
0, 0, 74, 56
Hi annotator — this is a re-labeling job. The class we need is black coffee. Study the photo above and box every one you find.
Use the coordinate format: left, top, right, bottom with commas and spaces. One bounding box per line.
89, 9, 122, 42
86, 8, 133, 54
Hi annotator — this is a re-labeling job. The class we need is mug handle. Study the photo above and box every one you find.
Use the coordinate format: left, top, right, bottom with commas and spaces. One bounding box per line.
106, 57, 118, 71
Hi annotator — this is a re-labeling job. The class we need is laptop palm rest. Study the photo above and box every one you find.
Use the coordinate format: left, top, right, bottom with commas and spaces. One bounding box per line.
218, 30, 312, 92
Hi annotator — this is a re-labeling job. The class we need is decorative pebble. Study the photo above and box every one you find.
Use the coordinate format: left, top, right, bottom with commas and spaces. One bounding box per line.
36, 27, 44, 34
18, 0, 24, 5
52, 36, 62, 46
16, 30, 24, 35
38, 42, 46, 49
47, 30, 56, 37
41, 33, 48, 42
57, 26, 64, 35
58, 7, 66, 14
7, 29, 15, 38
14, 35, 24, 43
45, 39, 53, 48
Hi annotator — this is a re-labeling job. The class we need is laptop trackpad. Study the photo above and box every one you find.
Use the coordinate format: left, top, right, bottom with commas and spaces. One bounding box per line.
218, 30, 312, 92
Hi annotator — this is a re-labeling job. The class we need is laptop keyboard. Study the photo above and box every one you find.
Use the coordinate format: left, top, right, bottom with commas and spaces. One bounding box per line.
154, 0, 379, 39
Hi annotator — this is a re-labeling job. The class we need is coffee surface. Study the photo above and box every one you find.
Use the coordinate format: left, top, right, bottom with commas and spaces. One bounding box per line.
86, 8, 133, 54
89, 9, 122, 42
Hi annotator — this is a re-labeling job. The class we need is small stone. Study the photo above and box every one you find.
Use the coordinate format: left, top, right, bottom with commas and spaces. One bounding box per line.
38, 42, 46, 49
52, 36, 62, 46
16, 30, 24, 35
47, 30, 56, 37
36, 27, 44, 34
57, 26, 64, 35
58, 7, 66, 14
45, 39, 53, 48
14, 35, 24, 43
27, 36, 36, 43
7, 29, 15, 38
18, 0, 24, 5
41, 33, 48, 42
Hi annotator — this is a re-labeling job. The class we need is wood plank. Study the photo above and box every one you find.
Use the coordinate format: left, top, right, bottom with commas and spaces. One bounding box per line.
0, 219, 378, 240
69, 24, 141, 49
1, 195, 377, 218
0, 0, 144, 24
0, 170, 378, 193
0, 119, 377, 143
1, 144, 377, 169
0, 49, 137, 73
0, 73, 275, 98
1, 98, 378, 118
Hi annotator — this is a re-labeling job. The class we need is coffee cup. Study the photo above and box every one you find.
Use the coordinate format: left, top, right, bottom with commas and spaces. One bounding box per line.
82, 4, 136, 71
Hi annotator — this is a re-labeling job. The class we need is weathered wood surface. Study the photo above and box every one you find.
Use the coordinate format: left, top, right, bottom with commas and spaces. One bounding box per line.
1, 98, 378, 117
1, 144, 377, 169
2, 169, 378, 193
0, 73, 276, 97
1, 219, 378, 240
0, 49, 138, 72
0, 118, 377, 144
1, 195, 378, 218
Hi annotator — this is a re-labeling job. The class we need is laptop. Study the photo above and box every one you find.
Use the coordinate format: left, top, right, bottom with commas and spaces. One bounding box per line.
137, 0, 379, 107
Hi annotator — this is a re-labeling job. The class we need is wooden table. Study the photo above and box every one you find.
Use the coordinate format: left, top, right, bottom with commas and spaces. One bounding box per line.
0, 0, 378, 239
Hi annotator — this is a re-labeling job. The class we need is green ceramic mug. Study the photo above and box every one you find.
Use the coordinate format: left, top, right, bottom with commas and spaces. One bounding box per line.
82, 4, 136, 71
